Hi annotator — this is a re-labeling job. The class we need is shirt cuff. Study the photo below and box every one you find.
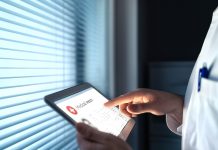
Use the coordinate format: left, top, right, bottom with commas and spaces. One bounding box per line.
166, 114, 182, 136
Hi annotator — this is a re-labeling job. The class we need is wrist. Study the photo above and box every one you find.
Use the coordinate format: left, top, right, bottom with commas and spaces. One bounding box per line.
166, 95, 183, 135
168, 95, 183, 124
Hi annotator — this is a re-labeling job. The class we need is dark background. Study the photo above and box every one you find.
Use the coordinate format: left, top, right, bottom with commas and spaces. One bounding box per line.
137, 0, 218, 149
138, 0, 218, 62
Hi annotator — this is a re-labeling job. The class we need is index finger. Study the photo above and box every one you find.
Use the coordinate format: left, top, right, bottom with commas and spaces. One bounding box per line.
104, 92, 137, 108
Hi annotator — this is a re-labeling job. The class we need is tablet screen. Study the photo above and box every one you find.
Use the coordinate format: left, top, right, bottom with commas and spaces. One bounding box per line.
55, 87, 130, 136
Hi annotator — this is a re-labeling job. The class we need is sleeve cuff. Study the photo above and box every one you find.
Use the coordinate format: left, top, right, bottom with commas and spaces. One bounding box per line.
166, 114, 182, 136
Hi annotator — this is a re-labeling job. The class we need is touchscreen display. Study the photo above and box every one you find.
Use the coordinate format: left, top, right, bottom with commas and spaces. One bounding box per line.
55, 87, 130, 136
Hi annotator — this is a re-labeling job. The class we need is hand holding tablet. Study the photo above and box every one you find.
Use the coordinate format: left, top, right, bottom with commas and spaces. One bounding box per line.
44, 83, 135, 140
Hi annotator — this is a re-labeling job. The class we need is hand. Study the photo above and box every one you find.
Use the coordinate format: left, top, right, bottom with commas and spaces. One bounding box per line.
76, 123, 132, 150
104, 89, 183, 125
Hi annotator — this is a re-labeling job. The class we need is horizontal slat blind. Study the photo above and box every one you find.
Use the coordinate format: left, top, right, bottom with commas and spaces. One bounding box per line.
0, 0, 108, 149
0, 0, 84, 149
81, 0, 108, 94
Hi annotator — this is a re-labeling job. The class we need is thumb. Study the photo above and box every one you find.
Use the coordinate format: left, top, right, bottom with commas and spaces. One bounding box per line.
76, 123, 110, 143
127, 103, 153, 114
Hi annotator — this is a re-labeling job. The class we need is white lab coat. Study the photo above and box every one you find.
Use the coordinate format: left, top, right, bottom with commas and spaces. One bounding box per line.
167, 6, 218, 150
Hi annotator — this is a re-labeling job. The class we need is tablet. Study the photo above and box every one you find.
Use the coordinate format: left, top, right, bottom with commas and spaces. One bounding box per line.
44, 83, 135, 140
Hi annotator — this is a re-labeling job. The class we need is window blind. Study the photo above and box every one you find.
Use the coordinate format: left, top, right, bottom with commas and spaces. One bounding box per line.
82, 0, 108, 95
0, 0, 101, 149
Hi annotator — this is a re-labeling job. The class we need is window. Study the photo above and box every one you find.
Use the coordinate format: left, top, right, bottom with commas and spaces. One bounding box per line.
0, 0, 110, 149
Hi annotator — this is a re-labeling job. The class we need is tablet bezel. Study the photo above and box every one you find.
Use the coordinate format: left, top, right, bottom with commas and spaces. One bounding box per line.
44, 83, 135, 140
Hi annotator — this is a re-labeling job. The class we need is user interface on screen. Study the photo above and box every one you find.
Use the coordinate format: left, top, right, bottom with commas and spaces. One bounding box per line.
55, 87, 130, 136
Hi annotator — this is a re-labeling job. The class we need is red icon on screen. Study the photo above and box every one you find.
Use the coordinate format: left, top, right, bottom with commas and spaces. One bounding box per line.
66, 106, 78, 115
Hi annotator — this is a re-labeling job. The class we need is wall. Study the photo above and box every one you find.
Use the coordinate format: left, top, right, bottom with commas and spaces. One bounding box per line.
114, 0, 139, 149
